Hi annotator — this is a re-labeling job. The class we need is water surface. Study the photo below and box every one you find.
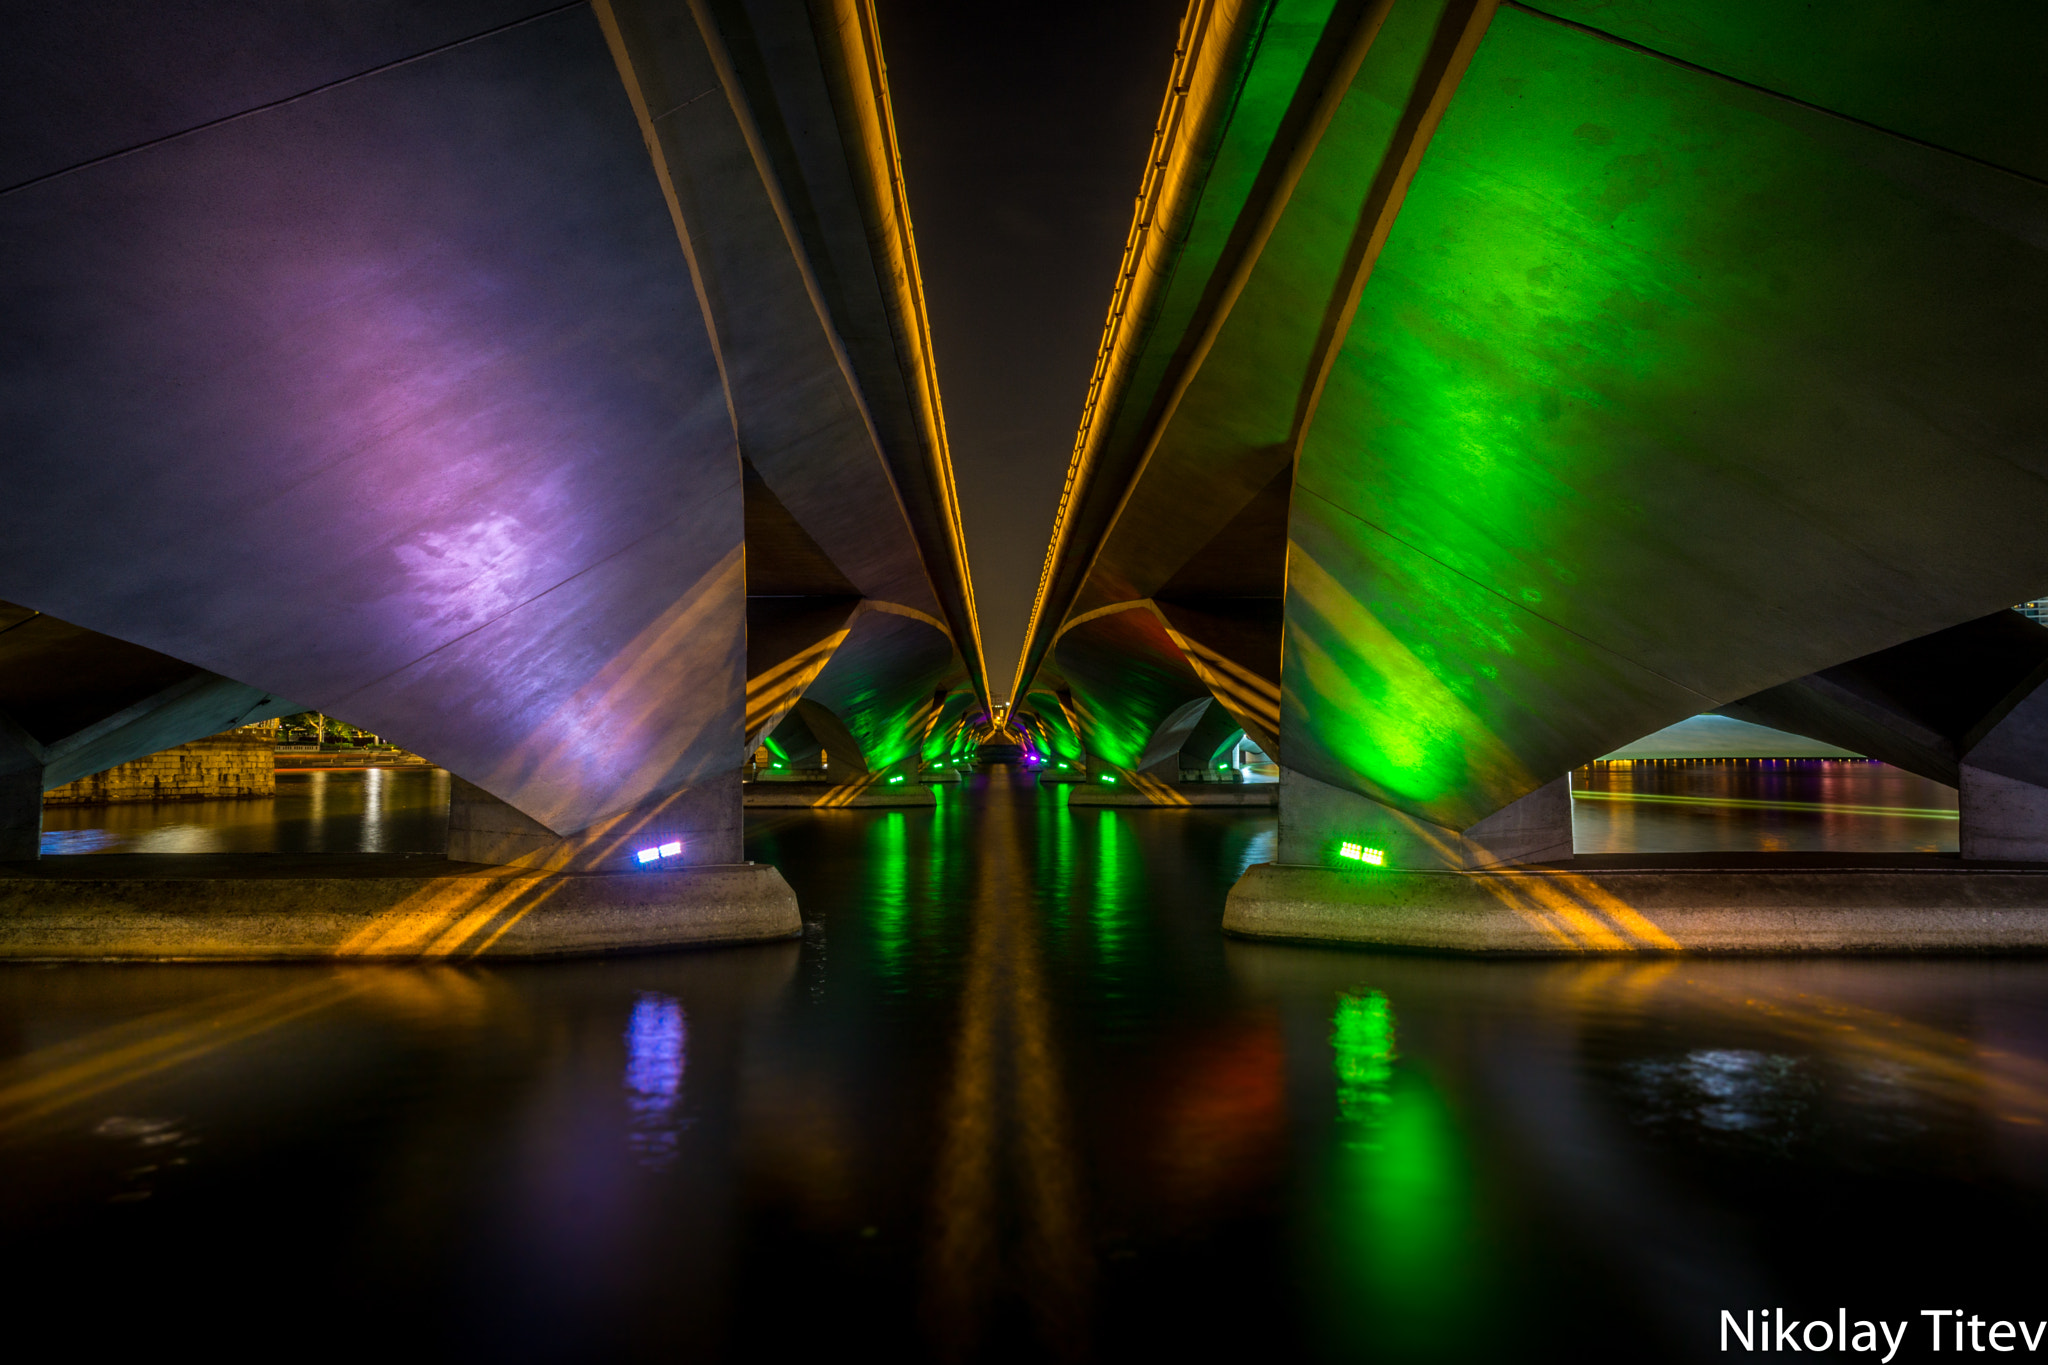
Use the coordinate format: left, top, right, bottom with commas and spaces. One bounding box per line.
38, 767, 451, 855
4, 769, 2043, 1361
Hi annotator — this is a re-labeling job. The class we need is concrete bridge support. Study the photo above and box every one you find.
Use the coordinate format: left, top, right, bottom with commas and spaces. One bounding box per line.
1015, 0, 2048, 952
0, 0, 984, 954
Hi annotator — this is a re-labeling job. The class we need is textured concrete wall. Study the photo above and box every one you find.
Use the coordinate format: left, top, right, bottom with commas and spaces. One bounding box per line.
43, 721, 277, 806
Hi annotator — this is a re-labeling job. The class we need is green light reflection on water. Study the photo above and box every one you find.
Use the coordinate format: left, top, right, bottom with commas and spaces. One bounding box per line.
1334, 990, 1396, 1145
1320, 990, 1489, 1355
1090, 810, 1143, 993
1035, 781, 1075, 951
868, 810, 909, 988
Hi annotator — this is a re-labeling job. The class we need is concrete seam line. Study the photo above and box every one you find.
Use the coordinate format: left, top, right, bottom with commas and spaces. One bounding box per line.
1504, 1, 2048, 192
1, 2, 589, 199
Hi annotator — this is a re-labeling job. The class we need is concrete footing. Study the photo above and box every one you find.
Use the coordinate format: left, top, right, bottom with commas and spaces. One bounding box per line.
1959, 763, 2048, 861
0, 854, 800, 960
1068, 781, 1276, 807
743, 778, 935, 808
1224, 855, 2048, 954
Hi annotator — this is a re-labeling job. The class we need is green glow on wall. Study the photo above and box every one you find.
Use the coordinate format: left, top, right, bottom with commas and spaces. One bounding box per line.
1276, 0, 2025, 824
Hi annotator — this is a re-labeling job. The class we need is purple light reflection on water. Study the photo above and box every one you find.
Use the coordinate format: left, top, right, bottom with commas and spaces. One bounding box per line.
623, 992, 689, 1172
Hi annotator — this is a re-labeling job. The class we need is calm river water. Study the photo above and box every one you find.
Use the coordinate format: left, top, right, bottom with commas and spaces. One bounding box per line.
4, 764, 2040, 1362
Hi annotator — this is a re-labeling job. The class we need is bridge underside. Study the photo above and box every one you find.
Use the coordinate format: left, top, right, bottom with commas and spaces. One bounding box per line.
1016, 0, 2048, 869
0, 0, 985, 867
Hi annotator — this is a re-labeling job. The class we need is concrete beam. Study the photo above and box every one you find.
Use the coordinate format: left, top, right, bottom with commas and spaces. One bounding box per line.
789, 697, 867, 779
1134, 695, 1212, 775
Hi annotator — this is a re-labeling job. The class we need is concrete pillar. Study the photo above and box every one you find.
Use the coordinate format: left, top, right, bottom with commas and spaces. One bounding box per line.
0, 769, 40, 862
1959, 765, 2048, 861
0, 727, 41, 861
1134, 696, 1212, 776
1277, 767, 1571, 871
1958, 671, 2048, 862
447, 772, 743, 872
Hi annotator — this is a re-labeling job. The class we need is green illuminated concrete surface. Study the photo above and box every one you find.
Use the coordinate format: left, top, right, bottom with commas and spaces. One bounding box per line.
1224, 857, 2048, 954
1013, 0, 2048, 910
0, 855, 799, 960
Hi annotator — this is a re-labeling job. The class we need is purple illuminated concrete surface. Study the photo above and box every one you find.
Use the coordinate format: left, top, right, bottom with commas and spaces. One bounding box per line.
0, 0, 990, 901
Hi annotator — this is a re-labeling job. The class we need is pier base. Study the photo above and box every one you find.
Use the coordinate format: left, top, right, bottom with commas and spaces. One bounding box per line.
1224, 854, 2048, 954
1067, 781, 1276, 807
743, 779, 935, 808
0, 854, 800, 960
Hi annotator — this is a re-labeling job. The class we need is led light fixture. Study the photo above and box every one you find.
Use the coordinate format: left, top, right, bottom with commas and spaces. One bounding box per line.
888, 774, 904, 784
1102, 774, 1117, 784
1338, 841, 1385, 866
637, 840, 685, 865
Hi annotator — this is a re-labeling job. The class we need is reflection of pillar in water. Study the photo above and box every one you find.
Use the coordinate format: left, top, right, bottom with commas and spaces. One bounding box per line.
307, 770, 327, 853
925, 777, 1091, 1360
363, 766, 386, 853
1333, 990, 1394, 1148
869, 812, 909, 986
1321, 988, 1483, 1357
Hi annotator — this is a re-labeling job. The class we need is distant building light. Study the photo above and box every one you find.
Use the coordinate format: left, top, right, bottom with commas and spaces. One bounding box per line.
1339, 841, 1385, 867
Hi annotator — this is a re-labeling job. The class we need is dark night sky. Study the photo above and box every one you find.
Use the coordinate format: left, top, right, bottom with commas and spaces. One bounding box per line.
872, 0, 1189, 699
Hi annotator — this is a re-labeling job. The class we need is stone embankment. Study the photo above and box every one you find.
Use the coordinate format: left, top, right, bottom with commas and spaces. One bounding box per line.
43, 720, 280, 805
